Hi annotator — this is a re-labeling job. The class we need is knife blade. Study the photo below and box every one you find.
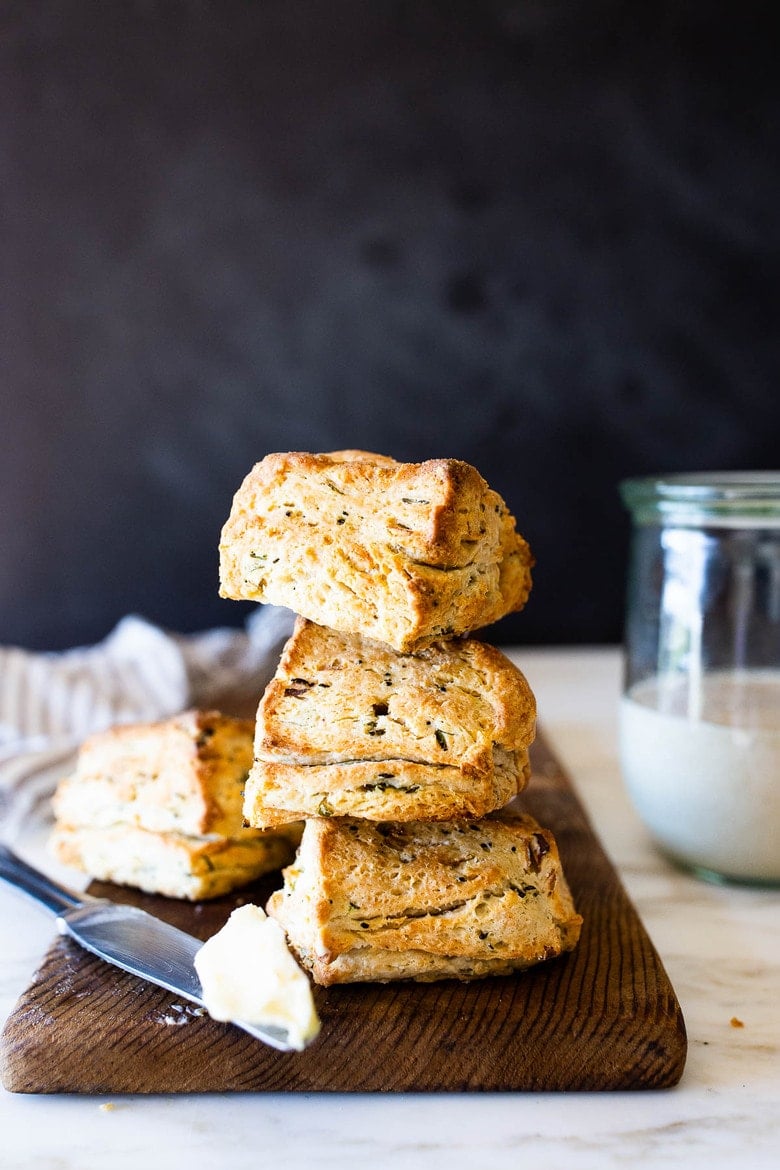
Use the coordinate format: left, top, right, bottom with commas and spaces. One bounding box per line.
0, 843, 297, 1052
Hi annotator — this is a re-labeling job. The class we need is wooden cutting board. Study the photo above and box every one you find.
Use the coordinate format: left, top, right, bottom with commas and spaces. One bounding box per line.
0, 732, 687, 1093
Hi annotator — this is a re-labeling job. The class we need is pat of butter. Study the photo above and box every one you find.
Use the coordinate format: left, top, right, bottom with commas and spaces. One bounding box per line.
194, 904, 320, 1051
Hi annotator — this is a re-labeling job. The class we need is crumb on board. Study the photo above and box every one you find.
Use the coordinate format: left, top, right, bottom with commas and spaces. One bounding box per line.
153, 1002, 207, 1026
730, 1016, 745, 1028
99, 1102, 116, 1113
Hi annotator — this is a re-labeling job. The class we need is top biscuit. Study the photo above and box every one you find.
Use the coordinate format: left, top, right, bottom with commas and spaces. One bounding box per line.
219, 451, 533, 653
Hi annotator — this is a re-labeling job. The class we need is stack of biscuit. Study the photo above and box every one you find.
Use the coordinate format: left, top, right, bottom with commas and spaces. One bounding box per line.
50, 709, 301, 900
219, 451, 582, 984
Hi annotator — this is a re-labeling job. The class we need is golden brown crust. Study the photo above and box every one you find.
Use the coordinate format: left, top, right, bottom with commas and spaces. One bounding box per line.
52, 709, 255, 837
267, 812, 582, 984
50, 822, 299, 901
218, 451, 533, 653
50, 709, 303, 899
243, 618, 535, 826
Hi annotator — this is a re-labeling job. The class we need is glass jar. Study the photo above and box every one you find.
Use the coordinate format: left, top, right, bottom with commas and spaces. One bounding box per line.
619, 472, 780, 885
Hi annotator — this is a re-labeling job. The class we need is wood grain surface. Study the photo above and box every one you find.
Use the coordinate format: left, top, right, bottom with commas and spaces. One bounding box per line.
0, 732, 687, 1093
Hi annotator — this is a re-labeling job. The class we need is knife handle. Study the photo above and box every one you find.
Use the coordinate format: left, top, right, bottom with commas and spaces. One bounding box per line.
0, 843, 85, 915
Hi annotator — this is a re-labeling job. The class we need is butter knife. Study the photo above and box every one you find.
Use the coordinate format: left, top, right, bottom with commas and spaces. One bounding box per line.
0, 843, 297, 1052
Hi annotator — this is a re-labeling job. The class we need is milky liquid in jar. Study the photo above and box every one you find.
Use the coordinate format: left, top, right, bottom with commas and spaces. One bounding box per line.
619, 472, 780, 885
620, 671, 780, 882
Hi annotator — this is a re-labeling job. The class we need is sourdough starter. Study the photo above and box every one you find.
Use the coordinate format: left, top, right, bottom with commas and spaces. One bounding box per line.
619, 671, 780, 882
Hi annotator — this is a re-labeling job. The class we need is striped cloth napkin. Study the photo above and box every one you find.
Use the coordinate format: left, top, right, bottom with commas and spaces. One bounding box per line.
0, 606, 294, 870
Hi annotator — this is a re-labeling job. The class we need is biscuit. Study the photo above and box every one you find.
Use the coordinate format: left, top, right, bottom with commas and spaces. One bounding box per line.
53, 709, 257, 837
50, 710, 302, 899
243, 618, 535, 827
49, 823, 297, 901
218, 451, 533, 653
266, 812, 582, 984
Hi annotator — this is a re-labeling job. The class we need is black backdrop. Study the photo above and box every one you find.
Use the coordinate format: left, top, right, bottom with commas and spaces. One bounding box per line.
2, 1, 778, 650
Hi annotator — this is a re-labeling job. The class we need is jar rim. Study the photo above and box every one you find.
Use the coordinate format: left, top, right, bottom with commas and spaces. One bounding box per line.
620, 471, 780, 525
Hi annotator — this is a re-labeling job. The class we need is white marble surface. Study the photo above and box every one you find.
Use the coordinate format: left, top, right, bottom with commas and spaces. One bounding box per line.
1, 646, 778, 1170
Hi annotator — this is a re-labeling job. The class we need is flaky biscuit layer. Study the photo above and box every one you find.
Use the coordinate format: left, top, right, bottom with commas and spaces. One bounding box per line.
51, 822, 299, 901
